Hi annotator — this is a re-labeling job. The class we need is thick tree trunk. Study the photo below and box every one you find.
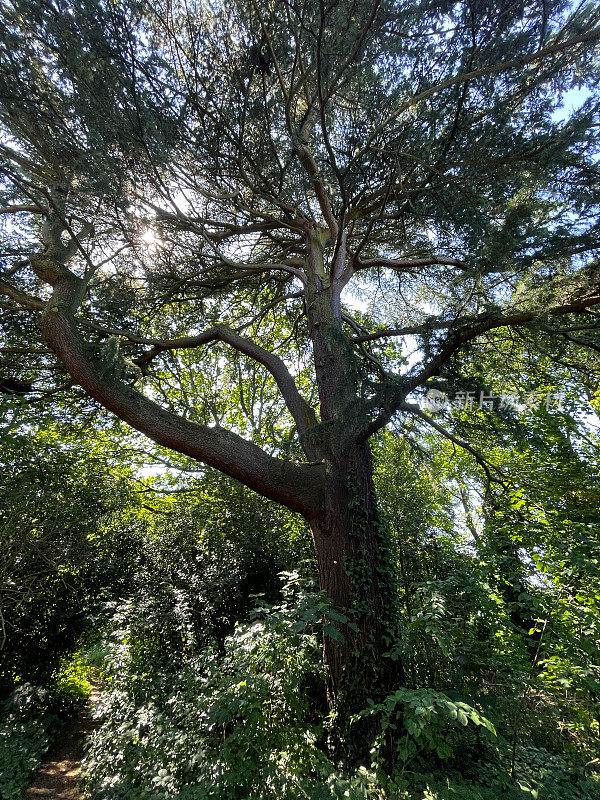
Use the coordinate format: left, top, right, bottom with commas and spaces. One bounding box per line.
300, 232, 403, 748
309, 441, 403, 755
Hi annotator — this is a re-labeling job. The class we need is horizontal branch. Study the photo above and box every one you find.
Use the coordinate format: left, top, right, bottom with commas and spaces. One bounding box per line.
353, 271, 600, 345
352, 254, 468, 274
212, 259, 308, 283
408, 286, 600, 393
152, 208, 285, 240
0, 277, 45, 310
0, 204, 47, 216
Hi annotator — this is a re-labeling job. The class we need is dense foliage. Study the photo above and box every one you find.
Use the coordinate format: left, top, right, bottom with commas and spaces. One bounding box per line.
0, 684, 57, 800
1, 0, 600, 795
1, 392, 600, 796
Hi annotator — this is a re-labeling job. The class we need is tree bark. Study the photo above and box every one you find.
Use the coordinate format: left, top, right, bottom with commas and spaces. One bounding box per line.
309, 441, 402, 756
300, 237, 402, 746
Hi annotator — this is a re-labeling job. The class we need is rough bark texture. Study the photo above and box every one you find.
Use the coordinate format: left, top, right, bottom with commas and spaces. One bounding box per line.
301, 231, 403, 741
310, 444, 402, 714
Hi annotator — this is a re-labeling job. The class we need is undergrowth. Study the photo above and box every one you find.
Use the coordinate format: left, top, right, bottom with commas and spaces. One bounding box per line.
80, 573, 600, 799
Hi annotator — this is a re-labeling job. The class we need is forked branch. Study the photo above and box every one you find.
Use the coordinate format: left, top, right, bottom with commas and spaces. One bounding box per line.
354, 263, 600, 440
37, 278, 323, 516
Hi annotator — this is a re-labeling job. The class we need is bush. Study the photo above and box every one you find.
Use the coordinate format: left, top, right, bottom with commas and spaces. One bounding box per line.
82, 573, 336, 799
0, 684, 57, 800
53, 649, 96, 714
354, 687, 496, 766
81, 568, 600, 800
417, 744, 600, 800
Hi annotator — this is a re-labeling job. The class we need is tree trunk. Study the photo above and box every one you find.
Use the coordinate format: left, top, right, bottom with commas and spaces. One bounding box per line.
300, 232, 403, 749
309, 440, 403, 756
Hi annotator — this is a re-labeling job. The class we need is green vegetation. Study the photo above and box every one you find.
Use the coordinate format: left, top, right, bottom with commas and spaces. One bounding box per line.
0, 685, 56, 800
1, 0, 600, 796
1, 398, 600, 797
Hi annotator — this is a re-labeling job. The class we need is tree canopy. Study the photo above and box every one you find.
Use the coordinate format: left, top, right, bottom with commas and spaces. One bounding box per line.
1, 0, 600, 737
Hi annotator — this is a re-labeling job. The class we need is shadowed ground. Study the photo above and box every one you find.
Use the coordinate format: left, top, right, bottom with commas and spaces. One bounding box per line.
24, 685, 101, 800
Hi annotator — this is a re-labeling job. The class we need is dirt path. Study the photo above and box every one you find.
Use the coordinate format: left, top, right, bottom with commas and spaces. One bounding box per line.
24, 685, 101, 800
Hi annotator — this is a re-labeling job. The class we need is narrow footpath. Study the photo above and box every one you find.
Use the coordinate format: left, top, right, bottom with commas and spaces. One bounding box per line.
24, 685, 101, 800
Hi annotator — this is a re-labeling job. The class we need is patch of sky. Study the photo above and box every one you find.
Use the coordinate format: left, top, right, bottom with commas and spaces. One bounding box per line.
551, 86, 593, 123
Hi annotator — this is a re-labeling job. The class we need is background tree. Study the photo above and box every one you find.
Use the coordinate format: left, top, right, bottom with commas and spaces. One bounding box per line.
0, 425, 142, 693
1, 0, 599, 726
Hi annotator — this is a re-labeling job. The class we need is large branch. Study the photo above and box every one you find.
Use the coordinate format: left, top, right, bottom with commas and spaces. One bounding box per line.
0, 204, 46, 216
295, 141, 339, 244
356, 266, 600, 440
133, 326, 318, 436
0, 277, 45, 310
349, 27, 600, 167
31, 259, 323, 518
352, 254, 468, 275
151, 207, 290, 241
211, 260, 308, 283
408, 287, 600, 393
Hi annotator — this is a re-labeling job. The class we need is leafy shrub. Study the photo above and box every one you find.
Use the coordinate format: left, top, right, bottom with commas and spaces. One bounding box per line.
416, 742, 600, 800
81, 567, 600, 800
502, 742, 600, 800
354, 687, 496, 768
82, 573, 337, 799
0, 684, 57, 800
53, 649, 95, 713
0, 430, 142, 697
